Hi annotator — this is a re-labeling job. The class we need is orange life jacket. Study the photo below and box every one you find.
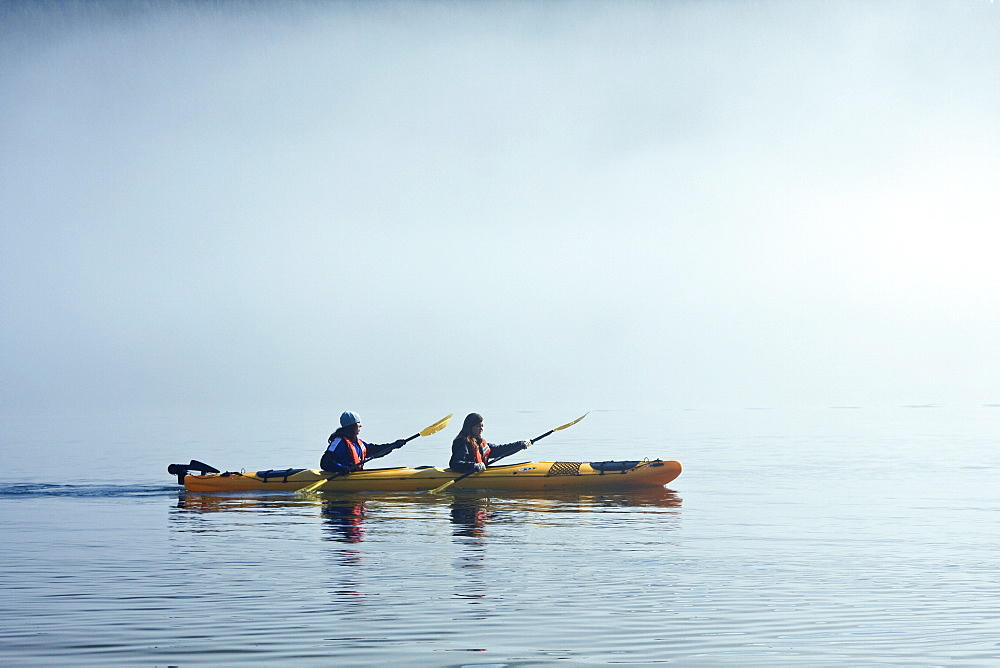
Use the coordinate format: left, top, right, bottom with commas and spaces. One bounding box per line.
468, 438, 490, 464
344, 437, 367, 466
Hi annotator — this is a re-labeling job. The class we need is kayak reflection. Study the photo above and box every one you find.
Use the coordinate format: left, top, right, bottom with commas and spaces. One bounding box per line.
177, 488, 681, 513
174, 491, 317, 515
446, 488, 683, 535
172, 488, 682, 540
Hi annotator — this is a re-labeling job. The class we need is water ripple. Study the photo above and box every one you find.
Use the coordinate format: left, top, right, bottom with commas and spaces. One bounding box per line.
0, 483, 179, 498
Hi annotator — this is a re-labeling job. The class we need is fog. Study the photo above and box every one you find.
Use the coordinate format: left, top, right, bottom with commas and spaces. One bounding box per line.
2, 0, 998, 416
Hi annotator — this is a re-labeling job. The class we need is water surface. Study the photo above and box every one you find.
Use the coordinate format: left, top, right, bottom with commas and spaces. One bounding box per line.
2, 406, 998, 665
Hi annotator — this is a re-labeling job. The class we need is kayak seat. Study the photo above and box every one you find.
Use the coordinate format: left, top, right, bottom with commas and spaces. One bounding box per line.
590, 460, 640, 473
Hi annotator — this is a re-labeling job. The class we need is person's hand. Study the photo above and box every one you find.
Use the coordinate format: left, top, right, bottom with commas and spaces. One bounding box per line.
520, 440, 531, 449
473, 462, 486, 472
392, 439, 407, 449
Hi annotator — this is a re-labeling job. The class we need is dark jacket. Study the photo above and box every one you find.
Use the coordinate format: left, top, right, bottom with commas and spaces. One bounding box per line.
449, 436, 527, 473
320, 436, 398, 474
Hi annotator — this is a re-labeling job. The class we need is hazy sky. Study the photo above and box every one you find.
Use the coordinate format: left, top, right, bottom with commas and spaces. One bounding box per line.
2, 0, 998, 415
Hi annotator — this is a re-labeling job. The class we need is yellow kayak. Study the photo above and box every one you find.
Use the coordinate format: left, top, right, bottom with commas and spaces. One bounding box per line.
169, 459, 682, 493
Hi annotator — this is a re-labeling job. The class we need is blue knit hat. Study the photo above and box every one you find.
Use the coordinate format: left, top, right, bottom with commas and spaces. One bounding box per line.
340, 411, 361, 428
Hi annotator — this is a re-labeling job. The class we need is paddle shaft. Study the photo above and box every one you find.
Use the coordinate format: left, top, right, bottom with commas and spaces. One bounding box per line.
299, 413, 453, 494
297, 453, 375, 494
303, 440, 409, 490
430, 428, 564, 492
428, 413, 589, 494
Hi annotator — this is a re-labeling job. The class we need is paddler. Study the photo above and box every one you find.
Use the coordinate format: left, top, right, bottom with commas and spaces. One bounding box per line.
321, 411, 407, 475
449, 413, 531, 473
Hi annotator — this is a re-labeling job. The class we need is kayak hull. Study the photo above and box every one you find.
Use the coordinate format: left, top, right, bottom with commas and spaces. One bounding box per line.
178, 459, 682, 493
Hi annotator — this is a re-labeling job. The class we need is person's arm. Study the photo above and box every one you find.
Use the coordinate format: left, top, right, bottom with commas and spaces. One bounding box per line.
485, 440, 531, 465
366, 439, 407, 461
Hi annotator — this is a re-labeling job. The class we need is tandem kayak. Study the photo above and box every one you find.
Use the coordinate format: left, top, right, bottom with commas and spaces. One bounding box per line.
168, 459, 682, 493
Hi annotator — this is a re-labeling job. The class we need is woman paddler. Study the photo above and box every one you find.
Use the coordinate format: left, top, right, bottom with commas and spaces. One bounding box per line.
321, 411, 406, 475
449, 413, 531, 473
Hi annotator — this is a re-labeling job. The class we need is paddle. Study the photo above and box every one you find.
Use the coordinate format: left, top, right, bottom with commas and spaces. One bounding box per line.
428, 412, 589, 494
297, 413, 453, 495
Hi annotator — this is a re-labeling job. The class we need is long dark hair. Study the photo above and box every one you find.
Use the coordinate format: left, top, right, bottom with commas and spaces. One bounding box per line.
454, 412, 484, 448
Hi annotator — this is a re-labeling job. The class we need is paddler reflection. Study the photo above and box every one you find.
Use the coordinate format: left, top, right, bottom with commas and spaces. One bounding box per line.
321, 497, 368, 544
449, 495, 492, 577
450, 495, 492, 539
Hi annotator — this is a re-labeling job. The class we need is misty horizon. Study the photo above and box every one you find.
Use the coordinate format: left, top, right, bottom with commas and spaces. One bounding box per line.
2, 0, 998, 416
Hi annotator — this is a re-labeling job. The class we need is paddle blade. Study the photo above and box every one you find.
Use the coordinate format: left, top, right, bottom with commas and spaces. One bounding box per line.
428, 478, 456, 494
552, 412, 589, 432
419, 413, 453, 438
296, 477, 329, 495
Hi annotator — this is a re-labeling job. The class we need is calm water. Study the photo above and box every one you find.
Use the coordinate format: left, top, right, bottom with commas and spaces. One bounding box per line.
1, 406, 998, 665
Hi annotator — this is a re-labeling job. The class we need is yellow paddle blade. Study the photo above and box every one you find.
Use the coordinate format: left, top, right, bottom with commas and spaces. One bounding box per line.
419, 413, 453, 437
428, 478, 457, 495
297, 476, 330, 495
552, 412, 589, 432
